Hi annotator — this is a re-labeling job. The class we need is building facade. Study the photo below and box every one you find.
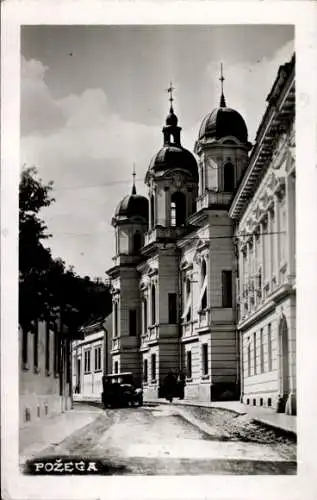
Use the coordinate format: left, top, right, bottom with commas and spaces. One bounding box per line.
107, 56, 296, 412
229, 56, 296, 414
108, 78, 252, 402
19, 318, 72, 428
72, 316, 112, 400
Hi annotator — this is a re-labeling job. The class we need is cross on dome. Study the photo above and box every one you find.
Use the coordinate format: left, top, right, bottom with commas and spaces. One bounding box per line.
219, 63, 226, 108
132, 163, 136, 195
166, 81, 175, 111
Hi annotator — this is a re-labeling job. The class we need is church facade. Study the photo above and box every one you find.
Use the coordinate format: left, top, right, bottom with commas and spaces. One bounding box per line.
107, 55, 296, 412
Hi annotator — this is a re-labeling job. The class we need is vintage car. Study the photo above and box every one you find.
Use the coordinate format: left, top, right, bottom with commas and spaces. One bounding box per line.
101, 372, 143, 408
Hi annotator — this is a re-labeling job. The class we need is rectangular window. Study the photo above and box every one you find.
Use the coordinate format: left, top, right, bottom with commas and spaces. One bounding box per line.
280, 199, 287, 264
151, 353, 156, 381
129, 309, 137, 336
94, 346, 101, 371
202, 343, 208, 376
262, 220, 268, 282
84, 350, 91, 373
114, 360, 119, 374
222, 271, 232, 307
45, 321, 50, 374
33, 320, 39, 372
143, 359, 148, 383
260, 328, 264, 373
267, 323, 272, 371
171, 202, 176, 226
187, 350, 192, 379
168, 293, 177, 324
253, 331, 257, 375
143, 299, 148, 333
247, 340, 251, 377
22, 328, 28, 367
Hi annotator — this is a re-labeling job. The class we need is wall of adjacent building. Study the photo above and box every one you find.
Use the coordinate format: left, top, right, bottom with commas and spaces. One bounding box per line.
19, 322, 72, 428
236, 119, 296, 413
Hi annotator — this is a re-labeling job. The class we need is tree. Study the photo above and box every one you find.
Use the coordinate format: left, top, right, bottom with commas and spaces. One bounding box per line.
19, 166, 112, 334
19, 167, 56, 331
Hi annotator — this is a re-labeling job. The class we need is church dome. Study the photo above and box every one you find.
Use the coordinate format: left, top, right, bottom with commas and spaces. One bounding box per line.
198, 107, 248, 142
115, 187, 148, 221
148, 145, 198, 181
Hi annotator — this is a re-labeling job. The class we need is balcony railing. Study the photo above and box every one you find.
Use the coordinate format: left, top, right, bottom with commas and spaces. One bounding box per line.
197, 191, 233, 210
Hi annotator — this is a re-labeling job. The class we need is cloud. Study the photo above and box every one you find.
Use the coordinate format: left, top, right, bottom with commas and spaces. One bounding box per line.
21, 56, 67, 136
21, 57, 164, 277
205, 40, 294, 142
20, 41, 294, 278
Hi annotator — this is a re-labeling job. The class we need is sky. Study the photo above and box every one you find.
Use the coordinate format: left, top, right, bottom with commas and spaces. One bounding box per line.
21, 25, 294, 280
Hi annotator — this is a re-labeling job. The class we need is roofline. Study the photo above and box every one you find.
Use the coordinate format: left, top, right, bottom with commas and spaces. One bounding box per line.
229, 55, 295, 220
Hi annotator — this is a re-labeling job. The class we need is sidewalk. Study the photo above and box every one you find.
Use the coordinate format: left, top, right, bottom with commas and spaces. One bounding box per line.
20, 405, 102, 464
145, 398, 297, 436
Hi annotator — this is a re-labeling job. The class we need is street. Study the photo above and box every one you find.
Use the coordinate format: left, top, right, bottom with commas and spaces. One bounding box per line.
22, 402, 296, 475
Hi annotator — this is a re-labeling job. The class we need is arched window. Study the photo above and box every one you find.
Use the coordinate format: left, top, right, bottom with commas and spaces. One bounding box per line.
224, 162, 235, 192
150, 195, 155, 229
151, 284, 156, 325
133, 231, 142, 253
200, 259, 207, 310
171, 191, 186, 226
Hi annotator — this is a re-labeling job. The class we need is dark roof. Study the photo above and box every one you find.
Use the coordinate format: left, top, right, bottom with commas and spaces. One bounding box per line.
115, 192, 149, 220
147, 145, 198, 181
198, 107, 248, 142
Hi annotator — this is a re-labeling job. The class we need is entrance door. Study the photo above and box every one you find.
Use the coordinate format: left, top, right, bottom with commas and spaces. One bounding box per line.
279, 316, 289, 411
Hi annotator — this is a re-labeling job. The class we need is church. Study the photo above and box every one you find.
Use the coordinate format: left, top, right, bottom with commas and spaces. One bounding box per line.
107, 55, 296, 412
